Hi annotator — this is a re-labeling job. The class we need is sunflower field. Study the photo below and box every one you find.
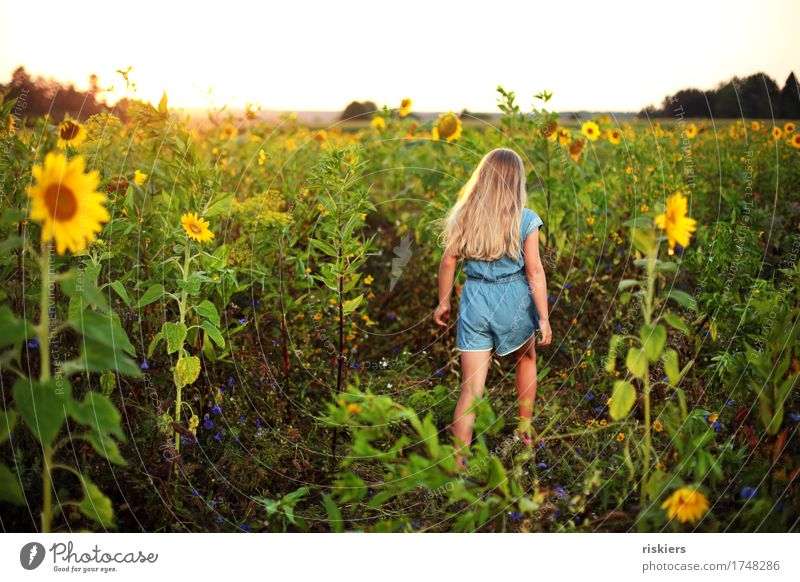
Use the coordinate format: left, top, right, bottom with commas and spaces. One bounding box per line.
1, 87, 799, 533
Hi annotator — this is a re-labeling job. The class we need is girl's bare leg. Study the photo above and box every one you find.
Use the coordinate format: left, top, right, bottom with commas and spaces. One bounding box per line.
452, 350, 492, 469
512, 337, 537, 443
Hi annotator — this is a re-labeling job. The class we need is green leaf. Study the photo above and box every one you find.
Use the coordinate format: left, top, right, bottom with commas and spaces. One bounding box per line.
84, 431, 126, 465
0, 409, 17, 444
662, 312, 690, 336
194, 300, 220, 327
60, 274, 109, 313
69, 392, 125, 441
632, 227, 657, 256
605, 335, 622, 373
610, 380, 636, 420
201, 320, 225, 348
162, 322, 187, 354
487, 457, 510, 498
79, 478, 116, 528
75, 339, 142, 377
618, 279, 641, 291
136, 284, 164, 308
666, 290, 696, 310
626, 347, 649, 379
12, 378, 71, 447
147, 332, 163, 359
0, 463, 24, 505
640, 324, 667, 362
662, 349, 680, 385
321, 493, 344, 533
0, 306, 34, 348
99, 371, 116, 396
110, 280, 130, 307
342, 294, 364, 315
173, 355, 201, 388
420, 413, 439, 458
69, 310, 135, 355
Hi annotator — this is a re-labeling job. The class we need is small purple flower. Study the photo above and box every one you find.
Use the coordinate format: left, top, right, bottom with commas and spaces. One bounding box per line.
227, 376, 235, 388
434, 368, 445, 377
508, 511, 522, 521
27, 337, 39, 349
255, 419, 262, 428
387, 313, 396, 320
212, 405, 222, 415
739, 486, 757, 500
712, 421, 722, 432
726, 399, 735, 407
615, 323, 622, 332
239, 317, 248, 325
788, 412, 800, 423
140, 359, 149, 370
214, 430, 223, 441
239, 415, 245, 425
240, 524, 252, 532
538, 440, 546, 449
564, 283, 572, 290
585, 392, 595, 401
595, 406, 604, 414
555, 486, 566, 499
204, 414, 214, 430
537, 462, 548, 469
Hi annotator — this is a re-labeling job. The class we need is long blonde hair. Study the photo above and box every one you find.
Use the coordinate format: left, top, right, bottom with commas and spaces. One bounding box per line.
442, 148, 527, 261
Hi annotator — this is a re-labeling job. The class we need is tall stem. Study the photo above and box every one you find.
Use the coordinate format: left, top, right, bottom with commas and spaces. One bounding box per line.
174, 243, 191, 465
38, 243, 53, 532
640, 253, 657, 500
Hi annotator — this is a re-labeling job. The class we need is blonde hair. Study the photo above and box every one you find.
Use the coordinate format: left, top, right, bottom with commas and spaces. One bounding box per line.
442, 148, 527, 261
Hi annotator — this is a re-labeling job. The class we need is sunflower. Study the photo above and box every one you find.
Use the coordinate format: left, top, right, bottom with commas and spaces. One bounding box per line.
133, 170, 148, 186
655, 192, 697, 249
371, 116, 386, 130
541, 122, 558, 142
784, 122, 795, 134
772, 127, 783, 140
791, 133, 800, 149
57, 118, 87, 149
607, 129, 622, 145
181, 212, 214, 243
399, 98, 412, 117
557, 127, 572, 145
568, 139, 585, 162
661, 486, 709, 524
750, 121, 761, 132
433, 112, 462, 142
28, 152, 109, 255
581, 121, 600, 142
684, 123, 698, 139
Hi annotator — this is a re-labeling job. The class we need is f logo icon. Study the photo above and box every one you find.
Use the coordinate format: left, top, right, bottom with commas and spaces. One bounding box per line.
20, 542, 46, 570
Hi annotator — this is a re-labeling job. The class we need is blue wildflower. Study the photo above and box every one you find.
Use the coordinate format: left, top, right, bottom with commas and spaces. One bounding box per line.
255, 419, 261, 428
739, 486, 757, 500
140, 359, 149, 370
537, 462, 548, 469
27, 337, 39, 349
595, 406, 604, 414
227, 376, 235, 388
387, 313, 396, 320
585, 392, 595, 401
240, 524, 252, 532
212, 405, 222, 415
214, 430, 223, 441
726, 399, 735, 407
192, 489, 200, 497
434, 368, 445, 377
555, 486, 566, 499
508, 511, 522, 521
788, 412, 800, 423
239, 415, 245, 425
712, 421, 722, 432
564, 283, 572, 290
204, 414, 214, 430
239, 317, 248, 325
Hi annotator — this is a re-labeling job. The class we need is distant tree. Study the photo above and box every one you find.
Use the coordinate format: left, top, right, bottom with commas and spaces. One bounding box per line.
779, 72, 800, 119
637, 105, 661, 120
711, 81, 740, 118
662, 88, 709, 118
736, 73, 781, 118
341, 100, 378, 121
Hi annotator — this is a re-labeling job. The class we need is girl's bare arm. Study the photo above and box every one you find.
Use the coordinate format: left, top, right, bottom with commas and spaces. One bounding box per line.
524, 230, 552, 345
434, 251, 458, 327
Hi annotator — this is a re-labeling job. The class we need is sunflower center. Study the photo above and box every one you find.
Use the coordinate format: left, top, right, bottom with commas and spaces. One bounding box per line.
44, 183, 78, 221
60, 121, 80, 141
190, 224, 203, 234
439, 116, 457, 138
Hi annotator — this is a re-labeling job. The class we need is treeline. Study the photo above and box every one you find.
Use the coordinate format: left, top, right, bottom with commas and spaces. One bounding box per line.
0, 66, 129, 121
640, 71, 800, 119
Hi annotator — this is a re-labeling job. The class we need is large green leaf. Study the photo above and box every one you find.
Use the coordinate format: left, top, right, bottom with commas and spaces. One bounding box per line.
79, 478, 115, 528
201, 320, 225, 348
662, 349, 680, 385
610, 380, 637, 420
84, 431, 126, 465
0, 306, 34, 348
640, 324, 667, 362
76, 339, 142, 377
60, 273, 109, 313
110, 280, 130, 307
626, 347, 649, 380
666, 290, 696, 310
69, 392, 125, 441
69, 310, 135, 355
12, 378, 71, 447
0, 463, 24, 505
193, 300, 220, 327
162, 322, 187, 354
136, 284, 164, 308
662, 312, 690, 336
321, 493, 343, 533
173, 355, 201, 388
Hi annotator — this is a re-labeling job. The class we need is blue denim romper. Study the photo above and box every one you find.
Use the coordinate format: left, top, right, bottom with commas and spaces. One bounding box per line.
456, 208, 544, 356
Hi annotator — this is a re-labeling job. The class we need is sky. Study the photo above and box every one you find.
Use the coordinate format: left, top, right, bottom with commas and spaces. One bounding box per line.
1, 0, 798, 113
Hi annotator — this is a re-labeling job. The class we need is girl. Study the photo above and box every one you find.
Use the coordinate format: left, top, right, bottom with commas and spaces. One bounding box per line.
434, 148, 551, 468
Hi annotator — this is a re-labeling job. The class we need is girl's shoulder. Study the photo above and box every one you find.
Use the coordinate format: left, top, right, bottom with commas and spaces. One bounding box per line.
521, 207, 544, 237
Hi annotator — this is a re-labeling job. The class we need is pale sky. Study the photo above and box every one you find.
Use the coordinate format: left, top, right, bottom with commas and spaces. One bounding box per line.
1, 0, 798, 112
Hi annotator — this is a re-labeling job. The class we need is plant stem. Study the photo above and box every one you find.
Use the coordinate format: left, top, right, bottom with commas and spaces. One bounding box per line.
42, 445, 53, 532
640, 253, 657, 501
174, 243, 192, 467
38, 243, 53, 532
